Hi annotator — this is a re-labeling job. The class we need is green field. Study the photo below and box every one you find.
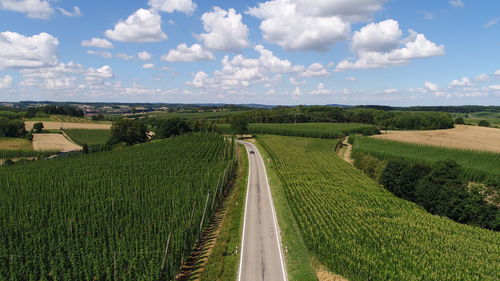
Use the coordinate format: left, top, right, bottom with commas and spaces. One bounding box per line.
64, 129, 111, 146
258, 135, 500, 281
148, 111, 248, 120
0, 133, 236, 280
352, 136, 500, 182
453, 111, 500, 126
218, 123, 380, 138
0, 137, 32, 151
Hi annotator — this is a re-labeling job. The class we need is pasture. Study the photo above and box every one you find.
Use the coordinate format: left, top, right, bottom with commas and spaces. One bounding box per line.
64, 129, 111, 146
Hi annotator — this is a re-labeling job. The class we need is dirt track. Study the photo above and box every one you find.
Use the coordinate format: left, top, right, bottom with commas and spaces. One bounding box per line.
25, 121, 111, 131
32, 134, 82, 152
373, 125, 500, 153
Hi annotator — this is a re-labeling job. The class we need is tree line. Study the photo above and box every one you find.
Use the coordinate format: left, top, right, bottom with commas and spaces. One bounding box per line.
26, 105, 84, 118
224, 106, 455, 130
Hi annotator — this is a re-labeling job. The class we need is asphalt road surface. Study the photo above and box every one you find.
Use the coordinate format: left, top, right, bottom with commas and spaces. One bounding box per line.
238, 141, 287, 281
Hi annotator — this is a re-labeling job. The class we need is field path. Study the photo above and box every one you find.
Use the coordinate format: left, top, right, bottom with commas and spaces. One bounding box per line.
32, 134, 82, 152
337, 137, 354, 164
237, 140, 287, 281
374, 125, 500, 153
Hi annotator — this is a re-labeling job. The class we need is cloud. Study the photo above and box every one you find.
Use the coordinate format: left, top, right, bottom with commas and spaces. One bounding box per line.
81, 38, 114, 49
162, 43, 215, 62
293, 0, 388, 22
198, 7, 250, 52
489, 85, 500, 91
336, 22, 444, 70
0, 75, 13, 88
148, 0, 196, 14
449, 0, 464, 8
105, 8, 167, 42
86, 50, 113, 59
116, 53, 134, 60
0, 0, 53, 19
424, 81, 438, 92
346, 77, 357, 81
138, 51, 153, 60
292, 86, 302, 99
449, 77, 472, 87
475, 74, 489, 82
142, 63, 155, 69
352, 19, 402, 52
57, 6, 81, 17
495, 70, 500, 76
0, 31, 59, 70
484, 17, 500, 28
383, 88, 398, 93
247, 0, 350, 51
187, 45, 304, 91
300, 63, 330, 77
310, 83, 334, 95
289, 78, 306, 85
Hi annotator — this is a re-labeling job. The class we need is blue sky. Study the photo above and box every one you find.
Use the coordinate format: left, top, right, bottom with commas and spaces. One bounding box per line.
0, 0, 499, 106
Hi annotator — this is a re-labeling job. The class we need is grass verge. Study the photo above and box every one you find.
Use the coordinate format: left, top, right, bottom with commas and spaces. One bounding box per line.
199, 143, 248, 281
255, 136, 318, 281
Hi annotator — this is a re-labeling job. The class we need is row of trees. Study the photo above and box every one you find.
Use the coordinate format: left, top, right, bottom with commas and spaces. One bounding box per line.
354, 154, 498, 230
0, 118, 26, 138
26, 105, 84, 118
226, 106, 455, 130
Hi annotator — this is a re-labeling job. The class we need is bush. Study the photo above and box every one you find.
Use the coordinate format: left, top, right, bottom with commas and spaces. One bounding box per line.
353, 152, 386, 180
455, 117, 465, 124
156, 117, 191, 139
107, 119, 148, 146
33, 122, 44, 133
478, 120, 491, 127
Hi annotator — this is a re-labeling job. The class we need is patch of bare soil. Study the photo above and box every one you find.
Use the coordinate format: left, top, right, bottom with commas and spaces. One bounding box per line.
337, 137, 354, 164
316, 266, 349, 281
373, 125, 500, 153
25, 121, 111, 131
32, 134, 82, 152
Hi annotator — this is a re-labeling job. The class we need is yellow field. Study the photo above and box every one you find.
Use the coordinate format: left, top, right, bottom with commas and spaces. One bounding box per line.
25, 121, 111, 131
373, 125, 500, 153
0, 137, 33, 151
32, 134, 81, 152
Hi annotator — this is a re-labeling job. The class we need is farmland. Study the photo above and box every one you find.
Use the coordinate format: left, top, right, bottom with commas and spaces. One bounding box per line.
25, 121, 112, 131
218, 123, 380, 138
0, 133, 236, 281
64, 129, 111, 146
32, 133, 82, 152
374, 125, 500, 153
353, 136, 500, 182
257, 135, 500, 281
0, 137, 32, 151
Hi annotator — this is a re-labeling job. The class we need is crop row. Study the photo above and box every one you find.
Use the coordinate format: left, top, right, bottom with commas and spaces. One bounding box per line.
258, 135, 500, 281
0, 133, 236, 280
218, 123, 380, 138
351, 136, 500, 182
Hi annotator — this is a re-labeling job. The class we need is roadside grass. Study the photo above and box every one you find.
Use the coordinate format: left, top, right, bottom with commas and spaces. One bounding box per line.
0, 137, 33, 151
64, 129, 111, 146
200, 144, 248, 281
255, 137, 318, 281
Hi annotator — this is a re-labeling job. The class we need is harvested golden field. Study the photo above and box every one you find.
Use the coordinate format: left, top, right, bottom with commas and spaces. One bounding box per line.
0, 137, 33, 151
32, 134, 81, 152
373, 125, 500, 153
25, 121, 111, 131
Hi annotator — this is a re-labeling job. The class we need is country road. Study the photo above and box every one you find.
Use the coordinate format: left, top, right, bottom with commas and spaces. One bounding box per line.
237, 140, 287, 281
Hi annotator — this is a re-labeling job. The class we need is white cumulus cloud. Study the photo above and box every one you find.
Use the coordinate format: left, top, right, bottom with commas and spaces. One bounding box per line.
148, 0, 196, 14
87, 50, 113, 59
247, 0, 350, 51
105, 9, 167, 42
0, 75, 13, 88
449, 77, 472, 87
0, 0, 53, 19
300, 63, 330, 77
81, 38, 114, 49
352, 19, 402, 52
138, 51, 153, 61
198, 7, 250, 52
336, 21, 445, 70
424, 81, 439, 92
162, 44, 215, 62
142, 63, 155, 69
293, 0, 388, 22
0, 31, 59, 70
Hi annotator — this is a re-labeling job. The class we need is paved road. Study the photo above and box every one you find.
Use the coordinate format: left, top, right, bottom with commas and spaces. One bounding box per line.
238, 141, 287, 281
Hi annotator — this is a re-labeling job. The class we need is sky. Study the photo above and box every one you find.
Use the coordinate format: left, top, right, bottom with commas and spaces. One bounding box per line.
0, 0, 499, 106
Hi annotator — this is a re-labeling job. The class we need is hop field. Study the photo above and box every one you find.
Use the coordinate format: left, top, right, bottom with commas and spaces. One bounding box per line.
64, 129, 111, 146
218, 123, 380, 138
257, 135, 500, 281
0, 133, 236, 281
352, 136, 500, 182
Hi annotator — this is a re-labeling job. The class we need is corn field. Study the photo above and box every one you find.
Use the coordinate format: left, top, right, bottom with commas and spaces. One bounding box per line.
0, 133, 236, 281
218, 123, 380, 138
351, 136, 500, 182
258, 135, 500, 281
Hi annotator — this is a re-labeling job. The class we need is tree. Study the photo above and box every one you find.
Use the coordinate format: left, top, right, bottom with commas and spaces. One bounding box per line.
454, 117, 465, 125
230, 115, 249, 138
33, 122, 44, 133
156, 118, 191, 139
107, 119, 148, 146
82, 143, 89, 154
478, 120, 491, 127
